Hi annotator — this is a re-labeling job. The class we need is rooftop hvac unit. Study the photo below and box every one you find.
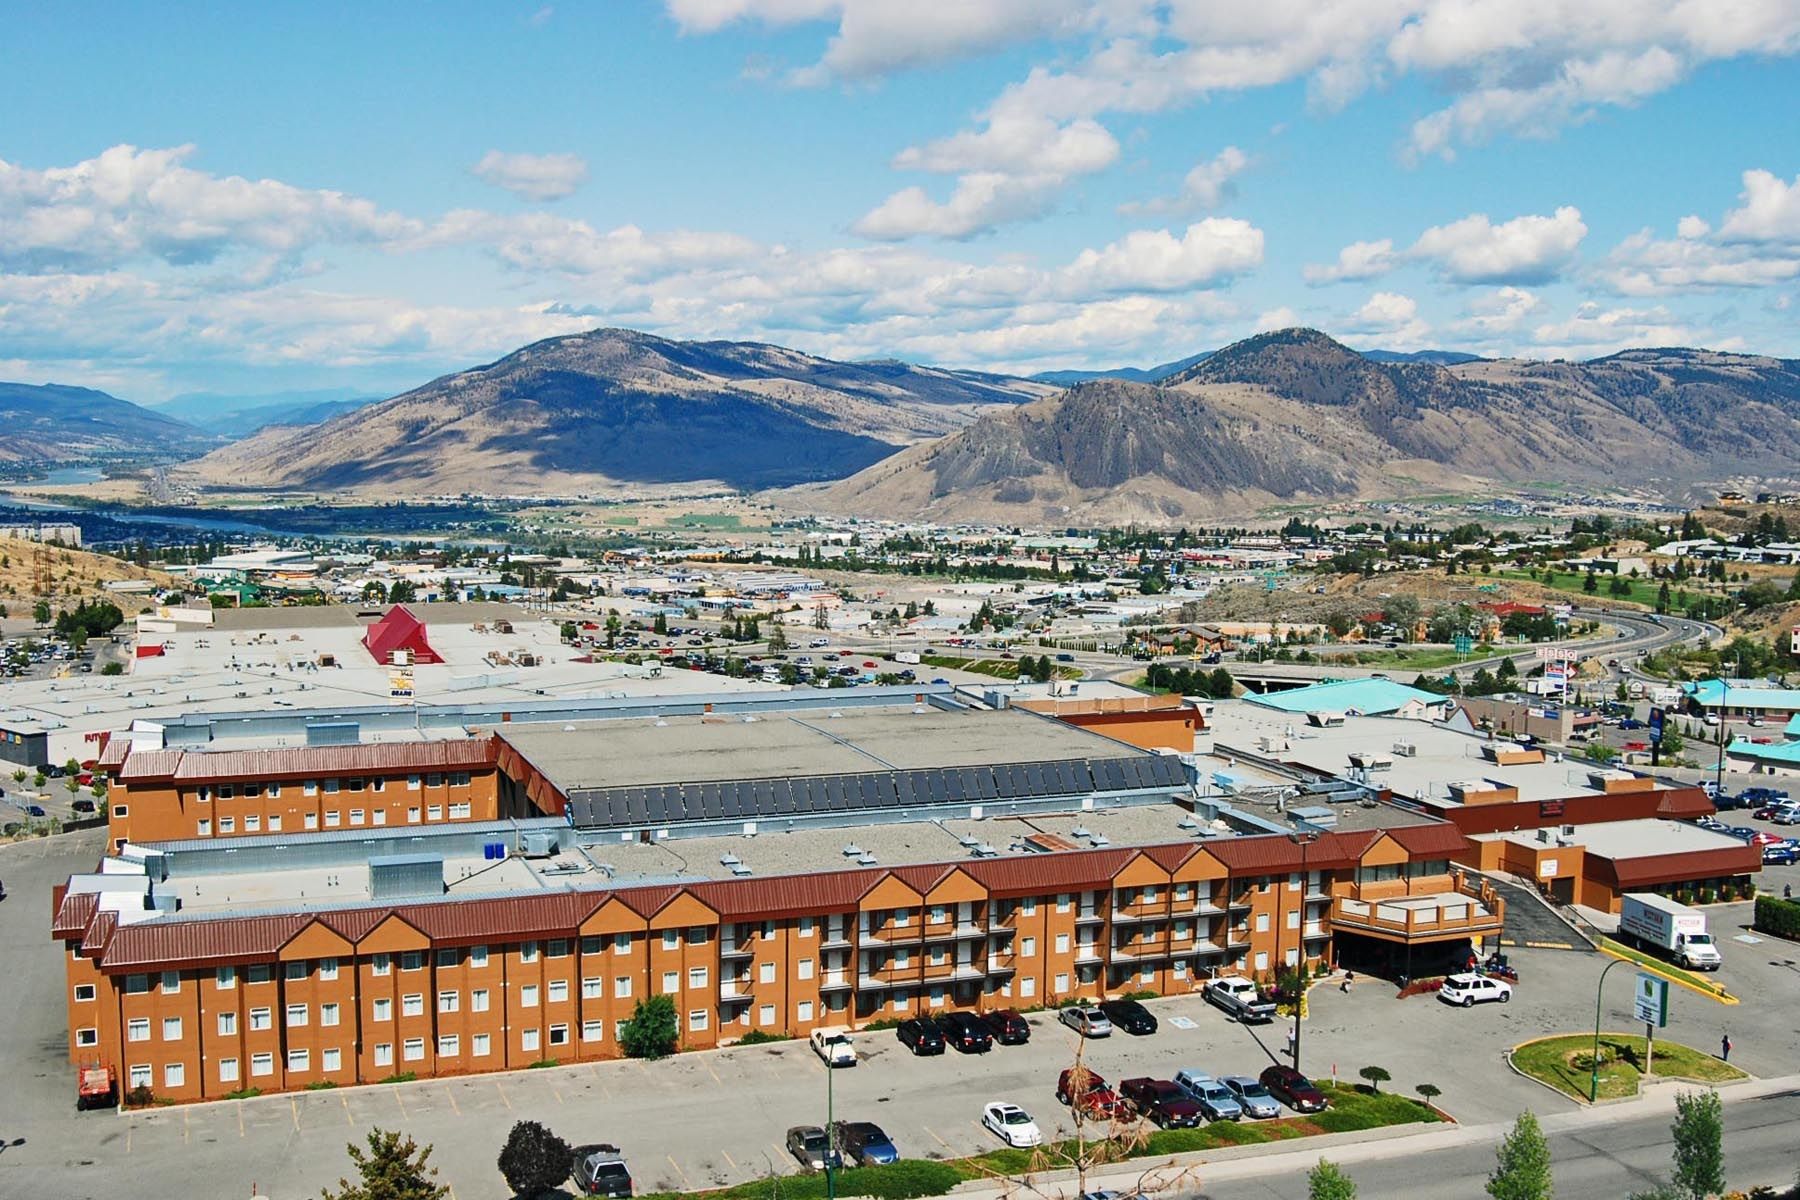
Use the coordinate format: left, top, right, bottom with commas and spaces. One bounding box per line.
729, 862, 754, 877
519, 830, 558, 858
842, 843, 864, 857
370, 854, 445, 900
1562, 825, 1577, 837
719, 853, 741, 867
958, 834, 980, 847
855, 852, 878, 865
1088, 833, 1110, 847
1070, 825, 1090, 839
971, 844, 999, 858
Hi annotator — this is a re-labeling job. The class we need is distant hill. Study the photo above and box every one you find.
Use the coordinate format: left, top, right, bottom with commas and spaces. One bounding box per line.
1360, 349, 1484, 365
190, 329, 1052, 494
156, 389, 381, 438
0, 382, 217, 463
1031, 352, 1214, 387
812, 328, 1800, 524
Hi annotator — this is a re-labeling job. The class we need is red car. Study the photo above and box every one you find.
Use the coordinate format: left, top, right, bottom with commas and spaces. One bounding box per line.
1260, 1065, 1328, 1114
1056, 1067, 1119, 1118
1748, 831, 1785, 848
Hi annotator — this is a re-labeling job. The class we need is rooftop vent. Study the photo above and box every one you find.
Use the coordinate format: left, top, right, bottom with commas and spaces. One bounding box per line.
719, 853, 741, 867
729, 862, 754, 877
971, 843, 999, 858
1088, 833, 1110, 847
855, 851, 877, 865
1070, 824, 1090, 839
842, 843, 863, 857
957, 834, 980, 847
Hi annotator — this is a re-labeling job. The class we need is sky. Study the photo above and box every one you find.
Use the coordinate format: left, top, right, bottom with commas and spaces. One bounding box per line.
2, 1, 1799, 405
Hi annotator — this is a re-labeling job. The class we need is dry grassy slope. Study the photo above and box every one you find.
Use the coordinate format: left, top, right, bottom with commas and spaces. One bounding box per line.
0, 541, 179, 611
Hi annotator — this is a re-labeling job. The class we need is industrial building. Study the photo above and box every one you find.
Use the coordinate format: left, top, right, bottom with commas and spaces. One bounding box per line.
52, 695, 1498, 1103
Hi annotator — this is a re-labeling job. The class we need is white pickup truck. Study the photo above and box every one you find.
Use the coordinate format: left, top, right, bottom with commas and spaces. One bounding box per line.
810, 1025, 857, 1067
1202, 976, 1279, 1023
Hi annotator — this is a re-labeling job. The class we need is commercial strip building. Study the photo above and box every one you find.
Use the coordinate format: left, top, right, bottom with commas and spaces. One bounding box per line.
53, 697, 1500, 1103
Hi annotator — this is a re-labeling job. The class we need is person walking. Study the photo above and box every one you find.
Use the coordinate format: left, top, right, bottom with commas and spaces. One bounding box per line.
1721, 1033, 1732, 1063
1339, 970, 1355, 994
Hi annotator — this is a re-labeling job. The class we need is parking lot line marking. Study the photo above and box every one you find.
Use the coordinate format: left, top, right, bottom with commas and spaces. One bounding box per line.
667, 1155, 691, 1188
393, 1087, 409, 1119
924, 1125, 953, 1151
444, 1084, 461, 1115
720, 1149, 738, 1173
183, 1108, 190, 1144
496, 1081, 514, 1110
552, 1086, 565, 1104
343, 1094, 354, 1125
291, 1097, 301, 1130
705, 1058, 722, 1085
1523, 940, 1574, 949
238, 1104, 246, 1138
125, 1124, 132, 1155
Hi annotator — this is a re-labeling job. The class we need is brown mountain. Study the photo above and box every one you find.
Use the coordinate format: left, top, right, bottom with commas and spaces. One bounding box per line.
189, 328, 1050, 495
810, 328, 1800, 524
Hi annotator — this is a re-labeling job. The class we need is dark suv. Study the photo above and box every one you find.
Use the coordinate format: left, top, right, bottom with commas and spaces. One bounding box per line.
896, 1017, 946, 1056
983, 1009, 1031, 1045
1117, 1078, 1203, 1128
1259, 1065, 1328, 1114
572, 1144, 633, 1197
937, 1011, 993, 1053
1099, 998, 1158, 1036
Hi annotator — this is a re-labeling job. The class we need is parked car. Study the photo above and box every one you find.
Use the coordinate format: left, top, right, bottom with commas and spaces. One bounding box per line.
810, 1027, 856, 1067
938, 1011, 993, 1053
1056, 1066, 1120, 1118
1772, 805, 1800, 826
1058, 1007, 1113, 1038
1118, 1078, 1204, 1128
1748, 830, 1787, 848
1742, 787, 1790, 806
1201, 976, 1278, 1023
571, 1144, 633, 1197
785, 1126, 841, 1172
896, 1017, 946, 1056
1762, 844, 1799, 865
1751, 802, 1792, 820
1259, 1065, 1329, 1114
1099, 998, 1158, 1036
982, 1009, 1031, 1045
1438, 973, 1513, 1007
1170, 1070, 1244, 1121
25, 805, 46, 818
981, 1102, 1042, 1147
1726, 826, 1759, 842
833, 1121, 899, 1166
1218, 1075, 1281, 1119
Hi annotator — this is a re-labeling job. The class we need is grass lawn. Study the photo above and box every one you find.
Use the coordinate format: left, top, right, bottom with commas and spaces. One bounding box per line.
1511, 1033, 1746, 1103
1595, 939, 1737, 1001
1492, 569, 1665, 608
1313, 646, 1496, 670
921, 654, 1079, 681
671, 513, 745, 529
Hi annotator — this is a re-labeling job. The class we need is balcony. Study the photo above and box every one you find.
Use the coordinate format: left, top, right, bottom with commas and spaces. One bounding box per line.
1226, 927, 1251, 947
1191, 899, 1227, 916
857, 926, 921, 947
1074, 947, 1103, 964
1328, 886, 1504, 944
822, 932, 853, 950
1108, 908, 1169, 925
1228, 893, 1254, 910
820, 972, 852, 992
720, 942, 754, 959
1075, 909, 1106, 925
720, 980, 752, 1000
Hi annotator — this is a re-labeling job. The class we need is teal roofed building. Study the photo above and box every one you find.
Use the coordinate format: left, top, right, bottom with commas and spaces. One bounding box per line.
1244, 677, 1452, 719
1683, 679, 1800, 717
1726, 736, 1800, 776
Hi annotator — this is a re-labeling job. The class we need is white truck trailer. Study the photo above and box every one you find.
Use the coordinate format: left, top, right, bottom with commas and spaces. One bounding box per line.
1618, 893, 1722, 971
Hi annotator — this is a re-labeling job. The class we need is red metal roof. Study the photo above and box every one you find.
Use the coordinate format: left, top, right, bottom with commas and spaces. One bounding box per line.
690, 869, 886, 920
964, 848, 1137, 897
80, 910, 118, 958
1203, 832, 1363, 874
99, 912, 311, 970
117, 738, 497, 784
1656, 788, 1715, 819
1141, 843, 1197, 871
1599, 846, 1761, 888
398, 892, 602, 947
362, 605, 443, 665
1384, 823, 1473, 858
53, 890, 97, 940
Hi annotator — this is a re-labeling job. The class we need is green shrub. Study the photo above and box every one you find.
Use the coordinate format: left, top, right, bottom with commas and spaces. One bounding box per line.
641, 1160, 965, 1200
861, 1018, 902, 1032
1755, 894, 1800, 940
304, 1080, 339, 1091
124, 1084, 155, 1108
1119, 989, 1159, 1002
526, 1058, 561, 1069
733, 1029, 791, 1046
377, 1071, 417, 1084
223, 1087, 262, 1100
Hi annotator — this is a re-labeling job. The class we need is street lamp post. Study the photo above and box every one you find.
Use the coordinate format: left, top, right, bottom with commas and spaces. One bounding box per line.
825, 1056, 836, 1200
1589, 957, 1628, 1102
1288, 830, 1319, 1072
1713, 657, 1739, 801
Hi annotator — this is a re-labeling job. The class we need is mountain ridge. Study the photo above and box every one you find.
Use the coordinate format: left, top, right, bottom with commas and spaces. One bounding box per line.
0, 382, 218, 463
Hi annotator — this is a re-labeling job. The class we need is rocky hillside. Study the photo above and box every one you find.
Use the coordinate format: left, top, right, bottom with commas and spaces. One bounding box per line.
191, 329, 1050, 495
812, 329, 1800, 524
0, 383, 217, 463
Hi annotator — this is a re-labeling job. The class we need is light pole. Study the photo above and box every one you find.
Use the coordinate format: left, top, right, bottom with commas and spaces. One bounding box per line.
825, 1055, 836, 1200
1713, 656, 1738, 800
1288, 830, 1319, 1072
1589, 957, 1628, 1102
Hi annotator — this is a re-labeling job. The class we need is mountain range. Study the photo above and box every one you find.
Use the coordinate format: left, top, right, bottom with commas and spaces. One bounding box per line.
154, 389, 380, 438
0, 382, 218, 463
189, 329, 1053, 494
1029, 346, 1482, 387
813, 328, 1800, 523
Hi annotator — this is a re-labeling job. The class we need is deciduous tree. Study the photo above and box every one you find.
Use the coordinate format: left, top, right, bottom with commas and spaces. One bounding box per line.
1486, 1110, 1552, 1200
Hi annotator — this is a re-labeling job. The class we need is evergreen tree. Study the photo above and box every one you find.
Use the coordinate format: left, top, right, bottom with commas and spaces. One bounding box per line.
321, 1128, 450, 1200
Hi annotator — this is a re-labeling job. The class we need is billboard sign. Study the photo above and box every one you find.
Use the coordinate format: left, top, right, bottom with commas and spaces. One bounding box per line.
1634, 973, 1670, 1028
1648, 706, 1666, 746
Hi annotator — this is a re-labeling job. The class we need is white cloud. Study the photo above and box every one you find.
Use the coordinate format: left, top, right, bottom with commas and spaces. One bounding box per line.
1119, 146, 1249, 216
429, 210, 760, 278
1717, 169, 1800, 244
1344, 290, 1430, 345
470, 150, 589, 201
852, 173, 1066, 241
1410, 205, 1587, 284
1531, 301, 1734, 358
1253, 305, 1302, 333
1453, 286, 1545, 335
1595, 169, 1800, 296
1062, 219, 1265, 293
1304, 238, 1398, 284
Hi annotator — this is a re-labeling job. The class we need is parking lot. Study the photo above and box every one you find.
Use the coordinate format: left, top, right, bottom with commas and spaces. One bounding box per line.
5, 829, 1800, 1200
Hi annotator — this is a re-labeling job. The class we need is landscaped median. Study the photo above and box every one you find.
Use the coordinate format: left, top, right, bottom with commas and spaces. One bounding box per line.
1595, 937, 1739, 1004
637, 1083, 1442, 1200
1509, 1034, 1746, 1103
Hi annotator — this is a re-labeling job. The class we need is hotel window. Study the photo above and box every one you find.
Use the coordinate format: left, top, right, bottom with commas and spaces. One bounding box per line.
252, 1052, 275, 1077
798, 916, 815, 937
322, 1048, 341, 1072
1254, 951, 1269, 972
472, 1034, 490, 1057
759, 962, 776, 984
77, 1027, 99, 1047
74, 982, 96, 1002
892, 908, 910, 928
303, 780, 318, 796
128, 1064, 152, 1090
1173, 920, 1189, 939
449, 802, 471, 819
401, 994, 423, 1017
1143, 886, 1159, 903
348, 778, 365, 792
580, 936, 602, 956
218, 817, 236, 834
1140, 964, 1155, 983
370, 777, 386, 793
162, 1062, 185, 1088
164, 1016, 187, 1041
426, 773, 443, 788
267, 815, 282, 832
1174, 883, 1191, 902
304, 813, 319, 830
438, 1035, 459, 1057
929, 905, 947, 924
520, 941, 539, 964
759, 1004, 776, 1026
548, 979, 569, 1003
400, 951, 423, 972
521, 985, 540, 1008
218, 1058, 239, 1083
470, 945, 489, 968
796, 1001, 813, 1022
661, 972, 679, 994
373, 1044, 392, 1068
615, 977, 632, 998
450, 772, 471, 787
124, 974, 150, 994
249, 1008, 272, 1031
1287, 910, 1300, 930
614, 933, 632, 953
324, 811, 340, 828
268, 784, 280, 799
661, 930, 679, 950
287, 960, 308, 981
472, 989, 490, 1013
438, 990, 459, 1014
550, 1023, 570, 1046
1054, 973, 1069, 992
521, 1029, 541, 1053
1055, 933, 1070, 954
407, 806, 422, 824
324, 779, 340, 794
213, 969, 234, 994
197, 819, 212, 836
1021, 977, 1037, 998
436, 948, 460, 968
547, 939, 570, 959
287, 1048, 309, 1073
583, 1019, 605, 1042
219, 784, 236, 800
243, 814, 260, 833
690, 966, 710, 988
371, 953, 391, 976
349, 809, 365, 826
1020, 898, 1037, 916
321, 1003, 340, 1027
371, 810, 387, 826
1285, 948, 1299, 967
286, 1004, 308, 1027
1255, 913, 1270, 933
127, 1018, 150, 1042
894, 949, 910, 969
427, 805, 443, 821
688, 1010, 707, 1033
1287, 872, 1301, 891
248, 964, 271, 983
403, 1038, 424, 1062
1056, 893, 1071, 913
373, 998, 393, 1022
319, 957, 338, 981
890, 992, 909, 1013
582, 976, 603, 999
245, 783, 262, 799
196, 789, 211, 804
407, 774, 421, 790
1021, 938, 1036, 958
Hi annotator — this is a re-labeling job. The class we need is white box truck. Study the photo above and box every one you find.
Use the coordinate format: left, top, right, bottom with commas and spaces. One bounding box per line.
894, 651, 922, 665
1618, 893, 1722, 971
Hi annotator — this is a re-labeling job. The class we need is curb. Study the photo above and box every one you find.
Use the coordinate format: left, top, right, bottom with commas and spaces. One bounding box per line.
1503, 1033, 1753, 1108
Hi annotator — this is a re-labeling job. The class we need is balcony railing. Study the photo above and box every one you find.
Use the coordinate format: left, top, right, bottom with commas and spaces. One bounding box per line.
720, 942, 754, 958
1328, 890, 1504, 941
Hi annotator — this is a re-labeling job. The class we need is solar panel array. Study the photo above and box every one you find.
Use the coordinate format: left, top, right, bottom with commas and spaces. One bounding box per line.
566, 754, 1186, 830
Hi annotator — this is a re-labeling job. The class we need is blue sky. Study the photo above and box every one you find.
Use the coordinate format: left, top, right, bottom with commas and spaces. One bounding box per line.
3, 1, 1798, 403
